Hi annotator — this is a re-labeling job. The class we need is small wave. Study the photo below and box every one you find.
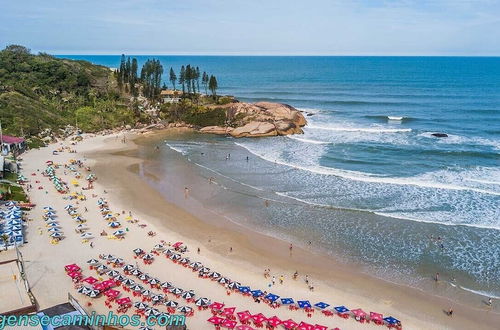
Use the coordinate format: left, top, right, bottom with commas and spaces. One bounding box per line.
286, 136, 330, 145
388, 116, 404, 121
456, 285, 500, 300
165, 143, 187, 155
418, 132, 500, 150
308, 125, 412, 133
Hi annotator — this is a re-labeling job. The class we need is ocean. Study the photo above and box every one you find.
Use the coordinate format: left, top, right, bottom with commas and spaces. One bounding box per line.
61, 55, 500, 300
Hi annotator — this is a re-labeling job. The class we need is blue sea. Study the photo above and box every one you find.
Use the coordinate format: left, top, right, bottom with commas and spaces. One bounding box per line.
61, 55, 500, 300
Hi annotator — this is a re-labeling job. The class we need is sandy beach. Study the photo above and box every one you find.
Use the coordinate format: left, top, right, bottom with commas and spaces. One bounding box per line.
3, 129, 499, 330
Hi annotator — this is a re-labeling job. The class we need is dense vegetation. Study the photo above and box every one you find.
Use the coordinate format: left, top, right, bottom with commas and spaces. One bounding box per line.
0, 45, 137, 136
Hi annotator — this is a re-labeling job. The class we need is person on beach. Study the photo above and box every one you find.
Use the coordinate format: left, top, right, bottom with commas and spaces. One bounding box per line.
305, 274, 309, 284
448, 308, 453, 316
279, 275, 284, 285
229, 247, 233, 253
272, 276, 276, 285
184, 187, 189, 199
487, 297, 492, 306
293, 271, 298, 280
289, 243, 293, 255
246, 156, 249, 162
435, 272, 440, 282
197, 247, 200, 254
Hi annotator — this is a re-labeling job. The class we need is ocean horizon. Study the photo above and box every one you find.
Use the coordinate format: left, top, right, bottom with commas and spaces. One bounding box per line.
62, 55, 500, 299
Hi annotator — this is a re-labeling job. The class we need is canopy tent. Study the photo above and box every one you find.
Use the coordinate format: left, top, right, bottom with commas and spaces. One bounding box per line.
334, 306, 350, 314
264, 293, 280, 303
314, 302, 330, 309
297, 300, 312, 309
267, 316, 282, 328
207, 316, 224, 326
280, 298, 295, 305
251, 289, 263, 297
221, 319, 237, 329
281, 319, 298, 330
251, 313, 267, 324
237, 310, 252, 322
238, 286, 251, 294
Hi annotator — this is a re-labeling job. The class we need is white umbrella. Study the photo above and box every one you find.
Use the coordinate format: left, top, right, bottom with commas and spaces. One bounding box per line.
64, 205, 74, 210
48, 227, 61, 232
50, 232, 63, 238
164, 300, 178, 307
81, 232, 93, 239
87, 259, 100, 265
113, 230, 125, 236
108, 221, 121, 228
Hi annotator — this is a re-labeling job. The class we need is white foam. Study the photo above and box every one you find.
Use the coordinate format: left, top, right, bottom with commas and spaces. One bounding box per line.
418, 132, 500, 150
286, 136, 330, 145
388, 116, 404, 121
165, 143, 187, 155
308, 125, 412, 133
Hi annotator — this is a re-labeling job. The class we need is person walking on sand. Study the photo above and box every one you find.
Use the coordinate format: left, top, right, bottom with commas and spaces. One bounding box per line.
305, 275, 309, 284
289, 243, 293, 255
487, 297, 493, 306
448, 308, 453, 316
279, 275, 284, 285
184, 187, 189, 199
272, 276, 276, 285
435, 272, 440, 282
197, 247, 200, 254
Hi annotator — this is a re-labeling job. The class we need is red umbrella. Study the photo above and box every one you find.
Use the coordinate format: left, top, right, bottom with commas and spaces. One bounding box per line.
116, 297, 132, 306
297, 322, 315, 330
210, 302, 225, 311
223, 307, 236, 317
221, 319, 237, 329
83, 276, 98, 284
101, 279, 116, 289
251, 313, 267, 324
370, 312, 383, 321
67, 271, 81, 278
64, 264, 81, 272
313, 325, 327, 330
173, 241, 183, 248
267, 316, 282, 328
236, 326, 254, 330
207, 316, 224, 325
352, 308, 367, 318
93, 282, 106, 291
237, 310, 252, 322
282, 319, 298, 329
103, 289, 121, 298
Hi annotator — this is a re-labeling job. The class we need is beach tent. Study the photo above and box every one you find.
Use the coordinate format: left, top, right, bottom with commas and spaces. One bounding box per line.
280, 298, 295, 305
251, 289, 263, 297
238, 286, 251, 294
281, 319, 298, 330
297, 300, 312, 309
265, 293, 280, 303
314, 302, 330, 309
334, 306, 349, 314
237, 310, 252, 322
267, 316, 282, 328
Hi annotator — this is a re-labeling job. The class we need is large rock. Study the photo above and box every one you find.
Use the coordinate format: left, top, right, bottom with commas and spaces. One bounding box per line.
199, 126, 234, 135
230, 122, 277, 137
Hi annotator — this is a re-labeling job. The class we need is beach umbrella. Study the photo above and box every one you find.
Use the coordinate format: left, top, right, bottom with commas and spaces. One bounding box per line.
131, 268, 142, 276
64, 205, 74, 210
134, 301, 149, 310
48, 227, 61, 232
151, 294, 164, 303
170, 287, 183, 295
148, 278, 160, 285
123, 279, 136, 286
116, 297, 132, 306
77, 286, 91, 294
138, 273, 150, 281
218, 277, 230, 284
164, 249, 174, 256
334, 306, 349, 314
153, 243, 165, 251
43, 206, 55, 211
177, 306, 192, 314
181, 290, 195, 299
96, 264, 108, 273
106, 270, 120, 277
138, 327, 153, 330
221, 319, 237, 329
87, 289, 101, 298
313, 325, 327, 330
87, 258, 100, 265
252, 313, 267, 324
179, 257, 190, 264
236, 326, 255, 330
104, 213, 114, 219
161, 281, 173, 289
131, 285, 144, 292
123, 264, 135, 272
103, 289, 121, 299
251, 290, 263, 297
384, 316, 400, 325
265, 293, 280, 303
199, 267, 210, 274
164, 300, 178, 308
370, 312, 383, 322
195, 297, 211, 307
207, 316, 224, 326
227, 282, 240, 290
80, 232, 93, 239
189, 261, 203, 269
297, 322, 314, 330
108, 221, 121, 228
47, 223, 60, 228
83, 276, 98, 284
50, 232, 63, 238
267, 316, 282, 328
238, 286, 251, 294
141, 289, 152, 297
210, 302, 225, 311
209, 272, 221, 279
76, 224, 89, 230
142, 254, 154, 260
133, 248, 144, 255
113, 230, 125, 236
144, 308, 161, 317
297, 300, 312, 309
102, 254, 115, 260
351, 308, 367, 318
112, 257, 124, 265
280, 298, 295, 305
170, 253, 181, 261
314, 302, 330, 309
114, 274, 127, 282
237, 310, 252, 322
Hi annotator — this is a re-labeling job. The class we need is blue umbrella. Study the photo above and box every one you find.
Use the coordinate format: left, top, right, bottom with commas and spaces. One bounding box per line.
384, 316, 399, 325
265, 293, 280, 302
297, 300, 312, 309
314, 302, 330, 309
334, 306, 349, 313
280, 298, 295, 305
238, 286, 251, 294
251, 290, 263, 297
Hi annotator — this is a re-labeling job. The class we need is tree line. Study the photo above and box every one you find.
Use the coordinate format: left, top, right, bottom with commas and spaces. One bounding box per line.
116, 55, 219, 101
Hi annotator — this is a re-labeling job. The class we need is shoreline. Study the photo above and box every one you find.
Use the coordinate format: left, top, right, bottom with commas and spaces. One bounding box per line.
89, 129, 499, 329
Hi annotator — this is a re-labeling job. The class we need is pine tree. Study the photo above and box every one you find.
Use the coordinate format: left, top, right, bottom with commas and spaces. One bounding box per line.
169, 67, 177, 90
208, 75, 218, 99
179, 65, 186, 94
195, 67, 200, 94
202, 72, 208, 95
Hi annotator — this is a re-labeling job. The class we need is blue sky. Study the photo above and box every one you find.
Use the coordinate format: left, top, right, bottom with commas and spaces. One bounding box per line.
1, 0, 499, 55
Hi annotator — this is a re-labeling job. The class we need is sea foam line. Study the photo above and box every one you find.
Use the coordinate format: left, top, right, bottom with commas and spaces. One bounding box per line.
307, 125, 412, 133
234, 142, 500, 196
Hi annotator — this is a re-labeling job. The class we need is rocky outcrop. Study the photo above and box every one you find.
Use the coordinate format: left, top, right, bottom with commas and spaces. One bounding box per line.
201, 101, 307, 138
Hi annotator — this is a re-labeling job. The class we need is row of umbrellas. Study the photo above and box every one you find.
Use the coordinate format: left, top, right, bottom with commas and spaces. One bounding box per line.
0, 204, 25, 247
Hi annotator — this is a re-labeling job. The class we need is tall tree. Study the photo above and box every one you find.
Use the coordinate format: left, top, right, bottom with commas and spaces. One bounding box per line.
208, 75, 218, 99
179, 65, 186, 94
202, 72, 208, 95
169, 67, 177, 90
195, 67, 200, 94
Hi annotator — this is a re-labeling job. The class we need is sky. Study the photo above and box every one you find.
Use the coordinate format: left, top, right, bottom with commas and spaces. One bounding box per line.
1, 0, 499, 55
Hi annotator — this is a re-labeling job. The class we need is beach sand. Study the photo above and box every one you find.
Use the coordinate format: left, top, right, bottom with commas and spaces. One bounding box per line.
4, 130, 498, 329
